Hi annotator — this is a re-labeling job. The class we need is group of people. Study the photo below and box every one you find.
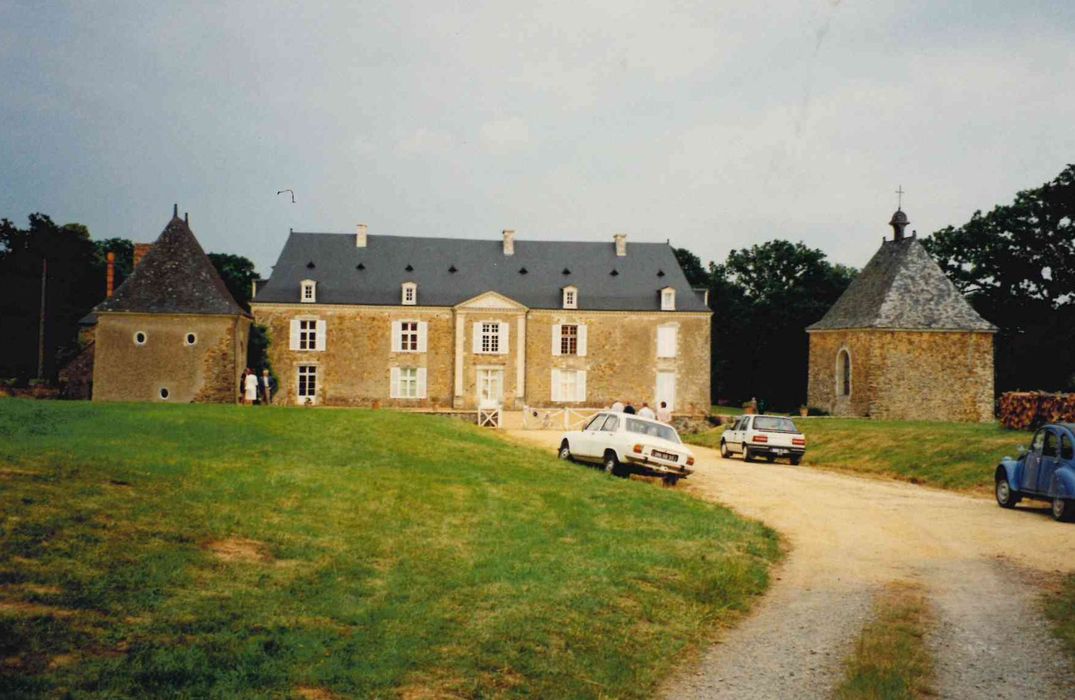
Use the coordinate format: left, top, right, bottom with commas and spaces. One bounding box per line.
240, 368, 277, 406
608, 399, 673, 423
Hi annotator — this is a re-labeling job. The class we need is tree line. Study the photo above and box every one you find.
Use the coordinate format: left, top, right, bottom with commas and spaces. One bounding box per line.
2, 164, 1073, 404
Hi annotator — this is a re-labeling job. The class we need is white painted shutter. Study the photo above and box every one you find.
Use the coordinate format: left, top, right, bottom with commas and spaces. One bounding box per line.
551, 369, 561, 402
315, 320, 327, 351
657, 326, 677, 358
391, 321, 402, 352
472, 322, 483, 354
417, 368, 427, 398
498, 322, 509, 354
576, 370, 587, 402
551, 324, 562, 356
390, 367, 401, 399
417, 321, 428, 352
577, 325, 588, 357
289, 320, 301, 350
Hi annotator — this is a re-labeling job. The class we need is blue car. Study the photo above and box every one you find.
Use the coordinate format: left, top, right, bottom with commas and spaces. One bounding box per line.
995, 423, 1075, 522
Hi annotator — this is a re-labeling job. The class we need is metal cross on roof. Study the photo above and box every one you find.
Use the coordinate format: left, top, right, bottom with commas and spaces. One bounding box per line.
896, 185, 905, 209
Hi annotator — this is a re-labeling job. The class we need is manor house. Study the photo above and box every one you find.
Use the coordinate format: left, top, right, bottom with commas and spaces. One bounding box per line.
806, 208, 996, 422
251, 227, 711, 413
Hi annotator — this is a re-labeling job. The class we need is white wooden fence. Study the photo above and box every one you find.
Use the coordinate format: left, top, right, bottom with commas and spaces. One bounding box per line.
521, 406, 604, 430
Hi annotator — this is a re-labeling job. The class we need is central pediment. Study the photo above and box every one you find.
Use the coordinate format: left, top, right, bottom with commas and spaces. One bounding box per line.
454, 290, 528, 311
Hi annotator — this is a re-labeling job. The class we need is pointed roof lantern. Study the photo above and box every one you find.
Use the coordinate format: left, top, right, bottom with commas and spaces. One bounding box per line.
889, 209, 909, 241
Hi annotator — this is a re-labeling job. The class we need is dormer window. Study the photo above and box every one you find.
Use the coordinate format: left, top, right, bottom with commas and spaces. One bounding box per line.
562, 286, 578, 309
660, 287, 676, 311
300, 279, 316, 303
402, 282, 417, 306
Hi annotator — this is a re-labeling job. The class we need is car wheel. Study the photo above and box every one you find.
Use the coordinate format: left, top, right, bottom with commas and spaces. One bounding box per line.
603, 451, 622, 477
558, 441, 572, 461
790, 456, 802, 466
765, 455, 775, 463
744, 448, 754, 462
662, 475, 679, 487
1052, 497, 1075, 522
995, 477, 1019, 509
720, 440, 730, 459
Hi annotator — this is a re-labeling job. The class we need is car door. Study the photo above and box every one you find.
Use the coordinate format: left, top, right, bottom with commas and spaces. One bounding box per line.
595, 414, 621, 457
733, 416, 751, 452
1022, 429, 1045, 494
574, 413, 607, 459
1037, 428, 1062, 494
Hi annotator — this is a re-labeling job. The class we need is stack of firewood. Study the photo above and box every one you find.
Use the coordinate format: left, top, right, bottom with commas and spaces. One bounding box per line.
999, 391, 1075, 430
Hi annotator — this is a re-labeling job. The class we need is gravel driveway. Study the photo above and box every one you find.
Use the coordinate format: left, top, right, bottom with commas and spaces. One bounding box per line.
507, 430, 1075, 699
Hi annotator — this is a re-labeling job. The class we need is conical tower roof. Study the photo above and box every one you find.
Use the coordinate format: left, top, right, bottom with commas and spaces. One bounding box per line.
96, 210, 248, 317
807, 233, 995, 332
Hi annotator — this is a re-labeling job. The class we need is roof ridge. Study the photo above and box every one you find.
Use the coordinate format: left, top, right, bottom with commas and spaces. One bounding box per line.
287, 231, 671, 245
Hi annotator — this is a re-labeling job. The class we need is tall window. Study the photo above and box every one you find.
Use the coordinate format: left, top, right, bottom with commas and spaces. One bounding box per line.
298, 365, 317, 399
560, 324, 578, 355
657, 325, 677, 358
301, 279, 316, 303
400, 321, 419, 351
398, 368, 419, 398
481, 322, 500, 354
837, 349, 851, 396
560, 370, 577, 400
299, 320, 318, 350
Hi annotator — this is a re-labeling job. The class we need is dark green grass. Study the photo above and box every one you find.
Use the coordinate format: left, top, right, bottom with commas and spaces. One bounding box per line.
685, 418, 1029, 491
0, 400, 778, 698
1043, 573, 1075, 670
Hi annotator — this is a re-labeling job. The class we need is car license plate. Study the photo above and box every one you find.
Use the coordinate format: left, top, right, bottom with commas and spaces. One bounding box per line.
652, 450, 678, 462
772, 449, 789, 455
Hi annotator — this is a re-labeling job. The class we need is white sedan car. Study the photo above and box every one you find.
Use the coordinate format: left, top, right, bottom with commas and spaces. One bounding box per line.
558, 412, 695, 484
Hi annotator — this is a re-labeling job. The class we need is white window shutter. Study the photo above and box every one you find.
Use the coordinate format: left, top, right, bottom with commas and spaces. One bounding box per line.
472, 322, 483, 354
391, 321, 401, 353
577, 325, 588, 357
390, 367, 401, 399
289, 320, 300, 351
417, 321, 428, 352
498, 322, 509, 354
576, 370, 587, 402
669, 327, 677, 357
657, 326, 676, 358
551, 324, 561, 356
416, 368, 427, 398
315, 320, 327, 351
551, 369, 561, 402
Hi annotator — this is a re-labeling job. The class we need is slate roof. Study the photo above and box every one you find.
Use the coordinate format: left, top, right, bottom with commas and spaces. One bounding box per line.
95, 214, 248, 317
807, 235, 995, 332
255, 232, 709, 312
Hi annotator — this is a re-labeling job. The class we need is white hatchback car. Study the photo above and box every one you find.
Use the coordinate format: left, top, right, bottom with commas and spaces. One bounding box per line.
720, 414, 806, 464
558, 412, 695, 484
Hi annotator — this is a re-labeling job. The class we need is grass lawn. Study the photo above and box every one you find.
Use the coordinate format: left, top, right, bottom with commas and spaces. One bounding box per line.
0, 399, 779, 698
685, 418, 1030, 492
1044, 573, 1075, 671
834, 582, 934, 700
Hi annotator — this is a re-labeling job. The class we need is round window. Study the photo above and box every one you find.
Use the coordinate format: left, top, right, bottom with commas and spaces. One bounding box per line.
185, 332, 197, 346
134, 331, 147, 345
159, 387, 170, 400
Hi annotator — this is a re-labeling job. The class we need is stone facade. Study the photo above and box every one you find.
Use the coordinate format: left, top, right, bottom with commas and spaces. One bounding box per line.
807, 329, 994, 422
93, 313, 250, 403
251, 297, 711, 414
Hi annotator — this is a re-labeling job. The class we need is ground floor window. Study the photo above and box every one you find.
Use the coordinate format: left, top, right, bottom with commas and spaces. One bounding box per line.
477, 367, 504, 405
298, 365, 317, 400
837, 348, 851, 396
399, 367, 418, 398
551, 369, 586, 402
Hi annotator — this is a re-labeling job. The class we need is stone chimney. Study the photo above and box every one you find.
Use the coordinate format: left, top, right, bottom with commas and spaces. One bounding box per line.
133, 243, 153, 268
106, 251, 115, 297
502, 229, 515, 255
614, 233, 627, 257
356, 223, 368, 248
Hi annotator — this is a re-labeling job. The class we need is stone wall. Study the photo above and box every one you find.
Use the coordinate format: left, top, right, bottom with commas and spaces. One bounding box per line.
807, 329, 995, 422
252, 302, 712, 414
93, 313, 249, 403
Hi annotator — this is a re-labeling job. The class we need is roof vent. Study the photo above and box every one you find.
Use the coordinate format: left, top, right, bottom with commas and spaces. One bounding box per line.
610, 269, 619, 276
657, 269, 665, 277
519, 267, 528, 275
449, 265, 458, 273
562, 268, 571, 275
306, 261, 316, 269
405, 264, 414, 272
356, 263, 365, 271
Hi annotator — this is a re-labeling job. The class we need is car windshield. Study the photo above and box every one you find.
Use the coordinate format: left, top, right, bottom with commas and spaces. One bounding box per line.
625, 418, 680, 443
754, 416, 798, 433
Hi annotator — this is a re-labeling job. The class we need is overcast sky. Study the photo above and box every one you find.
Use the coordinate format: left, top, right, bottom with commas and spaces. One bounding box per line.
2, 1, 1074, 275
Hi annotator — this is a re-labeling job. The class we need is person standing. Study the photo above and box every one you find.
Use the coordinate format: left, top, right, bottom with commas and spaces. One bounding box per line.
259, 369, 277, 405
637, 402, 656, 419
610, 400, 625, 412
623, 403, 636, 415
243, 367, 258, 405
656, 401, 672, 423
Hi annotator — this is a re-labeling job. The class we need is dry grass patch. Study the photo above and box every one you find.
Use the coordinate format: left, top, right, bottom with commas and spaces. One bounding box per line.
205, 537, 273, 563
834, 581, 935, 699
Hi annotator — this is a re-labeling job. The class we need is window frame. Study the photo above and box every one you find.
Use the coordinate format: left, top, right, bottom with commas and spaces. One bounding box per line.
660, 287, 676, 311
297, 364, 317, 401
401, 282, 417, 306
184, 332, 197, 346
836, 347, 852, 397
560, 324, 578, 355
300, 279, 317, 303
562, 286, 578, 309
133, 331, 147, 346
398, 367, 419, 399
399, 321, 419, 352
480, 322, 500, 354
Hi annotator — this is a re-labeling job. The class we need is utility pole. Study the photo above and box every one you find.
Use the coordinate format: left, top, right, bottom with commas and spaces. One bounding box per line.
37, 256, 47, 381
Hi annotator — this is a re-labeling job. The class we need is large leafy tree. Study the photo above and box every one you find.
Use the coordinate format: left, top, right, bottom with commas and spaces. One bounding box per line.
923, 164, 1075, 392
206, 252, 258, 311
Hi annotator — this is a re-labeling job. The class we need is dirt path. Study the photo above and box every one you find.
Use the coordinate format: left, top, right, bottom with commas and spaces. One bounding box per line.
507, 431, 1075, 699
